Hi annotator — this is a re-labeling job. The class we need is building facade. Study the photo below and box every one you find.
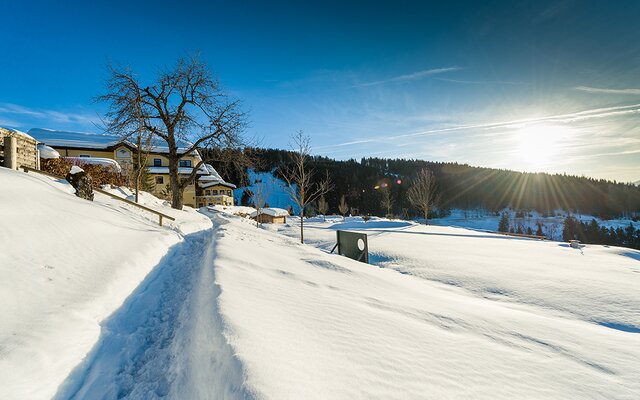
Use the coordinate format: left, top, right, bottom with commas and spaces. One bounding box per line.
28, 128, 236, 208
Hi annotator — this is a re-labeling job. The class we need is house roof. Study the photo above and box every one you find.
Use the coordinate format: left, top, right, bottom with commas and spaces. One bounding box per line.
147, 164, 236, 188
27, 128, 198, 156
147, 166, 209, 175
198, 164, 237, 189
250, 208, 289, 218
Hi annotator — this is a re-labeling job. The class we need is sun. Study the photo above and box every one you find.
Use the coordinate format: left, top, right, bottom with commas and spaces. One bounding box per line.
515, 124, 570, 170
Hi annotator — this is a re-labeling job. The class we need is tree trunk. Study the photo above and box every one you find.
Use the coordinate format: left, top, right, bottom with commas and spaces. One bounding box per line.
300, 207, 304, 244
424, 208, 429, 225
169, 158, 183, 210
135, 134, 141, 203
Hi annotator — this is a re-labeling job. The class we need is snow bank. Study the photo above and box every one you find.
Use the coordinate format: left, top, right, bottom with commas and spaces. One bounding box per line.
100, 186, 212, 235
0, 167, 210, 399
65, 157, 122, 172
37, 143, 60, 159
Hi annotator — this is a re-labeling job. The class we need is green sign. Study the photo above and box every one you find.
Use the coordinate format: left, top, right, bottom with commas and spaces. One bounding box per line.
336, 230, 368, 263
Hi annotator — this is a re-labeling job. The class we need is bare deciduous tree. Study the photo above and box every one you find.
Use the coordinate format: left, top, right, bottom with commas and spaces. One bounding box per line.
380, 186, 394, 217
251, 176, 272, 227
282, 131, 332, 243
98, 55, 245, 209
317, 195, 329, 221
407, 168, 439, 224
338, 195, 349, 220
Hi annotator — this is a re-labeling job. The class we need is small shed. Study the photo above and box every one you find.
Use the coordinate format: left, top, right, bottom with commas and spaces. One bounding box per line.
251, 208, 289, 224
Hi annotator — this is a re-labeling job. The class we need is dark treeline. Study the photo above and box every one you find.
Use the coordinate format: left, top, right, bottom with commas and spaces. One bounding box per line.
563, 216, 640, 249
207, 147, 640, 220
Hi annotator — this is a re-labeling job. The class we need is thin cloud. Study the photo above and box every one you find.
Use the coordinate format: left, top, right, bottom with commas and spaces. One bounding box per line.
574, 86, 640, 95
320, 103, 640, 150
0, 102, 99, 125
354, 67, 462, 88
436, 78, 528, 86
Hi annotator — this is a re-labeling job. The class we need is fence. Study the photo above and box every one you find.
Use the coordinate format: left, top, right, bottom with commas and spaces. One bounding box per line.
0, 128, 39, 170
21, 166, 175, 226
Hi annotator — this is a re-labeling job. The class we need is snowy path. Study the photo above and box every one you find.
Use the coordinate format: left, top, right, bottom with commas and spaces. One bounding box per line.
55, 228, 254, 400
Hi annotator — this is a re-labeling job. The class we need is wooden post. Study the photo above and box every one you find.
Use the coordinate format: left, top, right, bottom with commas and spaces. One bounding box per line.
159, 215, 163, 226
4, 136, 17, 170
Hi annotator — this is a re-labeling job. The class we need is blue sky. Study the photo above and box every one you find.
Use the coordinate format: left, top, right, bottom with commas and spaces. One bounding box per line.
1, 0, 639, 182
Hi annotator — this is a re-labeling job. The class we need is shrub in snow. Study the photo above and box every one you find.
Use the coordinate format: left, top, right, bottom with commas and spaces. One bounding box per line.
81, 163, 127, 187
66, 168, 94, 201
41, 158, 127, 188
41, 158, 73, 177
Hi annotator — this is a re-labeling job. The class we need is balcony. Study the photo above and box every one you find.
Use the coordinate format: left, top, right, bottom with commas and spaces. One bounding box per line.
197, 194, 233, 207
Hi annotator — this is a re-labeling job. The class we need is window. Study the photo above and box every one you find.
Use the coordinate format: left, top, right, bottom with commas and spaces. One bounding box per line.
212, 190, 218, 195
79, 154, 90, 158
226, 190, 232, 196
179, 159, 192, 167
155, 176, 164, 184
205, 190, 211, 195
153, 158, 162, 167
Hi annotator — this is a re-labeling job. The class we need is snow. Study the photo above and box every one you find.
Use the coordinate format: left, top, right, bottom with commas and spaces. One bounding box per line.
198, 164, 235, 188
234, 169, 298, 213
215, 215, 639, 399
100, 186, 212, 235
2, 164, 639, 399
28, 128, 198, 155
0, 167, 211, 399
37, 143, 60, 159
250, 207, 289, 217
211, 205, 257, 216
0, 126, 36, 141
65, 157, 122, 172
69, 165, 84, 174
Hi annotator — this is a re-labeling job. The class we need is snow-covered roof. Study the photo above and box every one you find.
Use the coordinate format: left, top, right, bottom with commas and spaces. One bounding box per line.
199, 180, 236, 189
28, 128, 198, 155
250, 208, 289, 218
197, 164, 237, 188
147, 166, 209, 175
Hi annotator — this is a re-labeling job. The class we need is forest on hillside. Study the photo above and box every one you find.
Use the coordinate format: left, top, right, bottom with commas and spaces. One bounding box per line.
206, 147, 640, 220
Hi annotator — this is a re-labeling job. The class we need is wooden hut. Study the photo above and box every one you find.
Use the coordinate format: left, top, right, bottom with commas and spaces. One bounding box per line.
251, 208, 289, 224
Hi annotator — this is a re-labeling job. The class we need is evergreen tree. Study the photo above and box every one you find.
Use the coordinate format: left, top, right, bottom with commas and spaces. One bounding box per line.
498, 212, 510, 232
240, 189, 253, 206
536, 222, 544, 237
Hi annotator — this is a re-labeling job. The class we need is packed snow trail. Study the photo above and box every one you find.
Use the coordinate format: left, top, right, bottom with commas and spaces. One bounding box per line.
55, 228, 254, 400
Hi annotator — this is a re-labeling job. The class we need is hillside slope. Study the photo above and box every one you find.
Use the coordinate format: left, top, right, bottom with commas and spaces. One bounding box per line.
0, 168, 211, 399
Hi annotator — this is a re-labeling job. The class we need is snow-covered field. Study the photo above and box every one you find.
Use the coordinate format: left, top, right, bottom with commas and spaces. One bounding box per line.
2, 166, 639, 399
233, 216, 640, 398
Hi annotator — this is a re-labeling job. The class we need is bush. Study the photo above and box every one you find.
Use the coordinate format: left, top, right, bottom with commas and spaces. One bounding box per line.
41, 158, 73, 176
41, 158, 127, 188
